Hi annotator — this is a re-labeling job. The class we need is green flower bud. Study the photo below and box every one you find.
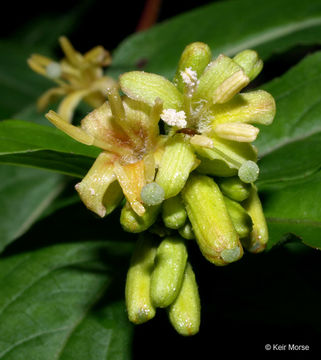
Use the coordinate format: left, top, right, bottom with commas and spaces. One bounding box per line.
120, 202, 161, 233
178, 221, 195, 240
150, 237, 188, 308
242, 185, 268, 253
168, 262, 200, 336
224, 196, 253, 239
233, 50, 263, 81
238, 160, 259, 183
217, 176, 251, 202
182, 174, 243, 265
173, 42, 212, 92
125, 235, 157, 324
156, 134, 197, 199
162, 195, 187, 229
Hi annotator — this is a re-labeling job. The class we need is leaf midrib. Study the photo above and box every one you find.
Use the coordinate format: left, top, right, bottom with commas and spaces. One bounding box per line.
222, 16, 321, 56
267, 217, 321, 227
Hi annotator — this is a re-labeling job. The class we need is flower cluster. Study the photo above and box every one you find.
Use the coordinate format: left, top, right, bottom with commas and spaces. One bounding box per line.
41, 41, 275, 336
28, 36, 116, 122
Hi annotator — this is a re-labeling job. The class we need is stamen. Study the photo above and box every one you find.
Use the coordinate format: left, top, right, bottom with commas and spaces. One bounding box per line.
161, 109, 187, 128
190, 135, 213, 148
212, 70, 249, 104
107, 86, 144, 150
180, 67, 198, 90
214, 123, 259, 142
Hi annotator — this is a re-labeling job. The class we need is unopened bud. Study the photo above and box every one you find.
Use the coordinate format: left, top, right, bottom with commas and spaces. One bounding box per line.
168, 262, 200, 336
150, 237, 188, 308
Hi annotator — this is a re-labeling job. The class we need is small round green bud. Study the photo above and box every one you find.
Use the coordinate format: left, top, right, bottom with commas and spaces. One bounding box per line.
46, 62, 61, 79
141, 182, 165, 206
238, 161, 259, 183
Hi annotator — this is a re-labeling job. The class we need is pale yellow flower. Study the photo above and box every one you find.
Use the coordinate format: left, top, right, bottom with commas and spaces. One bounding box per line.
28, 36, 116, 122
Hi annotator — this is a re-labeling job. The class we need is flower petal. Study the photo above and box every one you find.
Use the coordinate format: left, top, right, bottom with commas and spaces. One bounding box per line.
233, 50, 263, 81
212, 70, 249, 104
212, 90, 276, 125
81, 102, 133, 156
75, 152, 122, 217
192, 134, 257, 169
45, 110, 95, 146
84, 46, 112, 66
194, 55, 245, 102
120, 71, 183, 110
37, 87, 66, 111
58, 89, 92, 123
59, 36, 84, 67
114, 160, 146, 216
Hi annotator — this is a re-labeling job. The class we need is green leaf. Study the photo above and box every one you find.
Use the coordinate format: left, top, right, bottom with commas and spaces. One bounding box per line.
260, 171, 321, 250
256, 51, 321, 183
0, 241, 133, 359
0, 41, 52, 119
252, 52, 321, 249
108, 0, 321, 80
0, 166, 65, 253
0, 120, 100, 177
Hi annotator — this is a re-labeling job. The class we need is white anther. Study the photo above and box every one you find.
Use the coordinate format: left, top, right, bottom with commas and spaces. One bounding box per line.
180, 67, 198, 89
161, 109, 187, 128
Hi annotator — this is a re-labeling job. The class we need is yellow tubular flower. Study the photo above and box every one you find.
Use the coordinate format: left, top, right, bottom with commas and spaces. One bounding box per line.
46, 86, 166, 217
28, 36, 116, 122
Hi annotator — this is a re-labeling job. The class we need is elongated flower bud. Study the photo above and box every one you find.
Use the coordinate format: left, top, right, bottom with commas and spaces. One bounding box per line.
224, 196, 253, 239
125, 235, 158, 324
120, 202, 161, 233
182, 174, 243, 265
168, 262, 200, 336
156, 134, 196, 199
162, 195, 187, 229
217, 176, 251, 202
242, 185, 268, 253
150, 237, 188, 308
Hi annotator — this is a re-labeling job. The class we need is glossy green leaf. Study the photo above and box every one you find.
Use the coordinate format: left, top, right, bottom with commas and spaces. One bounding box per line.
108, 0, 321, 80
0, 166, 65, 253
252, 52, 321, 249
0, 241, 133, 360
260, 171, 321, 250
256, 51, 321, 183
0, 120, 100, 177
